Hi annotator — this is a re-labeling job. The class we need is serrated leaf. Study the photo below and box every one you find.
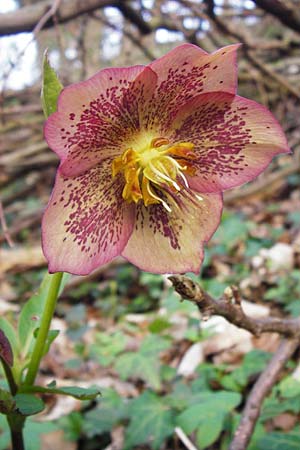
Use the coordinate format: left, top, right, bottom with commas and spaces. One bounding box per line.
41, 51, 63, 117
20, 384, 101, 401
124, 391, 174, 450
90, 331, 128, 367
15, 393, 45, 416
257, 432, 300, 450
18, 272, 69, 360
177, 391, 241, 434
0, 329, 13, 367
83, 388, 126, 437
115, 335, 171, 389
115, 351, 162, 390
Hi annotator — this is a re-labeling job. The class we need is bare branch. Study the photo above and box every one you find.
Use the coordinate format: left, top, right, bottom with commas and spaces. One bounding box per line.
253, 0, 300, 34
168, 275, 300, 337
116, 0, 152, 35
229, 338, 299, 450
0, 0, 115, 36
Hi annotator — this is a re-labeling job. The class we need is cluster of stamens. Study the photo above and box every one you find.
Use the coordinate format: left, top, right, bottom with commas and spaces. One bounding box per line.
112, 137, 197, 211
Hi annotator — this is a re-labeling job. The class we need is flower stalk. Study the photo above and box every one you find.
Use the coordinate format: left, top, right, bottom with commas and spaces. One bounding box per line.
24, 271, 63, 386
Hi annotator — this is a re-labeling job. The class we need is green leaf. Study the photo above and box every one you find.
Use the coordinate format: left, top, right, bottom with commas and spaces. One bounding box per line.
116, 351, 162, 389
261, 395, 300, 420
20, 384, 101, 401
177, 391, 241, 434
279, 377, 300, 398
41, 51, 63, 117
90, 331, 128, 367
221, 350, 271, 391
18, 273, 69, 359
213, 214, 253, 249
257, 432, 300, 450
83, 388, 126, 437
165, 381, 194, 411
196, 412, 224, 449
115, 335, 171, 390
15, 393, 45, 416
125, 391, 174, 450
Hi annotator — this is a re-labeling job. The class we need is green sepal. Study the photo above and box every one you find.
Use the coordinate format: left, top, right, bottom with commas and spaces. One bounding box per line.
41, 50, 63, 118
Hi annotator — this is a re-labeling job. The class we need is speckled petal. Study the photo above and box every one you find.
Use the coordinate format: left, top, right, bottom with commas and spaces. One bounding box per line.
170, 92, 290, 193
42, 160, 135, 275
122, 190, 223, 274
44, 65, 145, 177
119, 66, 158, 132
147, 43, 240, 131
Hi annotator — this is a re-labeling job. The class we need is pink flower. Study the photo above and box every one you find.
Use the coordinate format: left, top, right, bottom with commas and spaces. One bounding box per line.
42, 44, 289, 275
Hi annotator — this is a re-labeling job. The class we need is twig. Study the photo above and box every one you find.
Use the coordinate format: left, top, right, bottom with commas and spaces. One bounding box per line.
0, 200, 14, 247
229, 338, 299, 450
1, 0, 62, 92
91, 12, 155, 61
168, 275, 300, 337
175, 427, 199, 450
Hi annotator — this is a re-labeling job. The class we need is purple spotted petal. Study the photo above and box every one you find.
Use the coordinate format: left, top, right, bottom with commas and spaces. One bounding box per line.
42, 160, 135, 275
147, 43, 240, 131
44, 65, 145, 177
122, 190, 223, 274
170, 92, 290, 193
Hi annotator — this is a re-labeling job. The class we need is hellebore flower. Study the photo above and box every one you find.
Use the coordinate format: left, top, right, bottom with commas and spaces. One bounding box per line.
42, 44, 289, 275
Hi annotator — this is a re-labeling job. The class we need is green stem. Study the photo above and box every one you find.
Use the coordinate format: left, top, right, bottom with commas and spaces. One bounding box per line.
24, 272, 63, 386
2, 359, 24, 450
7, 414, 25, 450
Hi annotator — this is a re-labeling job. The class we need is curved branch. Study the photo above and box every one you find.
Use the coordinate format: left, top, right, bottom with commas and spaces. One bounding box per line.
168, 275, 300, 336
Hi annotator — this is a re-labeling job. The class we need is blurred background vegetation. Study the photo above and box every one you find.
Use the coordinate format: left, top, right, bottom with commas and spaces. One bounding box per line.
1, 1, 300, 449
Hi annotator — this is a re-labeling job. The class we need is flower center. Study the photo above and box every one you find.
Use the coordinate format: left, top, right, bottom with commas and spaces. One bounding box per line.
112, 137, 197, 211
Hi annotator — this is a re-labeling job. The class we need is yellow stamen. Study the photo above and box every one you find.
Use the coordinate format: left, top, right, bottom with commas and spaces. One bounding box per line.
112, 137, 196, 210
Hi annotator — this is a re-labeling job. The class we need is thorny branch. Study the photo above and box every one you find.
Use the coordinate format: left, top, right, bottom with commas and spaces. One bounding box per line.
169, 275, 300, 450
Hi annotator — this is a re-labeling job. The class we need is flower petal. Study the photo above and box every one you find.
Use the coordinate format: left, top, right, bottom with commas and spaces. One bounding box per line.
147, 43, 240, 131
170, 92, 290, 193
44, 65, 145, 177
119, 66, 158, 133
42, 160, 135, 275
122, 190, 223, 274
